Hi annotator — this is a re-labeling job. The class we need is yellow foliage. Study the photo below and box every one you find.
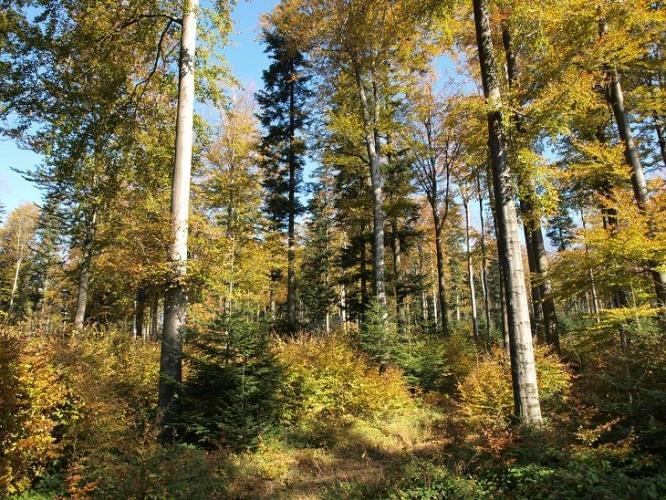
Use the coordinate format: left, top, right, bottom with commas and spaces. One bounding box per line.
0, 327, 160, 495
457, 345, 572, 449
275, 333, 413, 424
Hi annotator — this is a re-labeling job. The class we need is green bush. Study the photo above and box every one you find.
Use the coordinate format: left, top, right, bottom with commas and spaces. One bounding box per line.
389, 461, 492, 499
399, 331, 476, 394
171, 309, 283, 449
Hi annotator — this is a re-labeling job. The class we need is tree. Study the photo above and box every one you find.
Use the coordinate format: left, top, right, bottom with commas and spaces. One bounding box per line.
547, 210, 576, 252
271, 0, 433, 318
471, 0, 542, 424
407, 87, 460, 335
158, 0, 198, 418
0, 204, 39, 317
256, 28, 310, 330
300, 170, 337, 332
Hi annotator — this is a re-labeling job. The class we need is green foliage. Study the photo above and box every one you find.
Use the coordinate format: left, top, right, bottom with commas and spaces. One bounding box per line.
398, 331, 477, 394
359, 299, 401, 368
388, 460, 491, 499
172, 309, 283, 449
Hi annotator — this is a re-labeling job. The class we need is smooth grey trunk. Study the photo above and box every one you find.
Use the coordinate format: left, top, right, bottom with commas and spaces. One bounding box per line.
159, 0, 197, 417
354, 65, 387, 310
463, 199, 479, 341
601, 15, 666, 312
653, 113, 666, 168
532, 225, 558, 348
608, 71, 666, 310
455, 290, 461, 322
74, 208, 97, 331
8, 218, 23, 313
477, 175, 492, 345
473, 0, 542, 424
522, 221, 542, 336
74, 258, 91, 330
340, 283, 347, 331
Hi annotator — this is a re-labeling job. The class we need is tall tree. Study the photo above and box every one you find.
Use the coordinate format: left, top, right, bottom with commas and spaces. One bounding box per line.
598, 7, 666, 312
408, 88, 460, 335
158, 0, 198, 417
256, 28, 310, 330
471, 0, 542, 424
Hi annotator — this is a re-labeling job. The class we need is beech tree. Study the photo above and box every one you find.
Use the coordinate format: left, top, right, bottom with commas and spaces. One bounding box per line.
157, 0, 198, 416
471, 0, 542, 424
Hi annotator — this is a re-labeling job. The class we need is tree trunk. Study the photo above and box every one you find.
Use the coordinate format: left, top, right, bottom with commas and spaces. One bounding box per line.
522, 219, 542, 337
601, 16, 666, 313
502, 18, 558, 349
134, 286, 148, 339
360, 233, 368, 309
287, 58, 297, 328
653, 113, 666, 169
391, 220, 406, 333
463, 199, 479, 341
433, 214, 450, 334
74, 256, 91, 330
354, 65, 387, 310
159, 0, 197, 418
340, 283, 347, 331
500, 272, 510, 353
531, 225, 558, 349
74, 208, 97, 331
477, 175, 492, 346
472, 0, 542, 424
608, 71, 666, 310
432, 286, 439, 328
150, 288, 160, 339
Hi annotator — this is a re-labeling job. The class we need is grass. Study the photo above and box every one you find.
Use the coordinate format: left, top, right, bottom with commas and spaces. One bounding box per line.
221, 405, 449, 499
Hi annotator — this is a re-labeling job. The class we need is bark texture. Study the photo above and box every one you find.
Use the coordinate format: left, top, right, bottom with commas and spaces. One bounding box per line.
472, 0, 542, 424
159, 0, 197, 417
354, 66, 387, 310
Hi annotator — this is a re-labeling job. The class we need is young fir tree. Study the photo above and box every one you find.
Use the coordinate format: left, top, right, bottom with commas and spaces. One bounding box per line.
256, 28, 310, 332
300, 170, 337, 332
547, 210, 577, 253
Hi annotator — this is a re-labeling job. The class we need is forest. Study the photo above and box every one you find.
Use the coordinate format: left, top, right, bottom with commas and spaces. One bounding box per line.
0, 0, 665, 498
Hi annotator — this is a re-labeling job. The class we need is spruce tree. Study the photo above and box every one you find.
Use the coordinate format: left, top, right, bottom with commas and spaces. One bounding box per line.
256, 28, 310, 332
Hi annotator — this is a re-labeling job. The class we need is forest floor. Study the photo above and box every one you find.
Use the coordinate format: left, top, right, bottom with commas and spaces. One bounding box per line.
223, 405, 453, 499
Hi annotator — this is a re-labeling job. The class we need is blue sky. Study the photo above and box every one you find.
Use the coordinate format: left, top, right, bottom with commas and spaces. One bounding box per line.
0, 0, 278, 214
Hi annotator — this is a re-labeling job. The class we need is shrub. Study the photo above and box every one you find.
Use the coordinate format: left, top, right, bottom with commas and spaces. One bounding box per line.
388, 460, 492, 499
275, 333, 413, 427
563, 315, 666, 453
457, 345, 572, 447
400, 331, 477, 394
170, 310, 283, 449
0, 326, 160, 496
0, 331, 75, 495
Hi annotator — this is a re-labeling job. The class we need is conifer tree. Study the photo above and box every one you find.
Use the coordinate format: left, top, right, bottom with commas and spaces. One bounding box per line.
256, 28, 310, 331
